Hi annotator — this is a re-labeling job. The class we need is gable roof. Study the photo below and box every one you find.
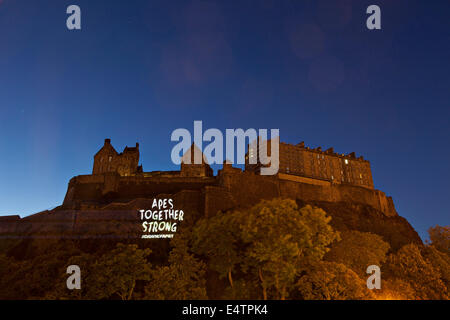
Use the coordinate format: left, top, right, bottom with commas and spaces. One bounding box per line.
181, 143, 209, 164
94, 139, 118, 158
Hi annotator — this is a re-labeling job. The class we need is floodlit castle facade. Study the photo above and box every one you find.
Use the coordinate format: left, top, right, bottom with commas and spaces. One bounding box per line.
62, 139, 397, 217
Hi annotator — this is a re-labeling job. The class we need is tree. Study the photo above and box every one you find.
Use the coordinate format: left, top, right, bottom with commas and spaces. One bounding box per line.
221, 278, 260, 300
297, 261, 372, 300
324, 230, 390, 277
385, 244, 448, 300
89, 243, 152, 300
239, 199, 340, 300
48, 252, 97, 300
191, 211, 242, 290
0, 254, 22, 299
427, 225, 449, 255
423, 245, 450, 290
144, 232, 207, 300
374, 278, 416, 300
1, 242, 81, 299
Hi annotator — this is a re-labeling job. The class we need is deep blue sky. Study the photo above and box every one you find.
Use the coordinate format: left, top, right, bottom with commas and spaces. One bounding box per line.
0, 0, 448, 240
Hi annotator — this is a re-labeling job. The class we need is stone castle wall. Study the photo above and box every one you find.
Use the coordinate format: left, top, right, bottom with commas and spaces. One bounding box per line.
63, 173, 217, 209
62, 168, 397, 217
215, 170, 397, 217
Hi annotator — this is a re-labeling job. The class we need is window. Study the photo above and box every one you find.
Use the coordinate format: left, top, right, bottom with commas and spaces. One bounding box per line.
345, 159, 349, 164
109, 156, 112, 162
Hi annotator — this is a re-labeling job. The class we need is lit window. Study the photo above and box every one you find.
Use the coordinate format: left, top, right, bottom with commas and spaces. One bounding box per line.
345, 159, 349, 164
360, 173, 363, 179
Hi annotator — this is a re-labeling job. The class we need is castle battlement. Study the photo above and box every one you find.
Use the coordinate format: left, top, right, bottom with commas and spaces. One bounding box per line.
280, 141, 368, 162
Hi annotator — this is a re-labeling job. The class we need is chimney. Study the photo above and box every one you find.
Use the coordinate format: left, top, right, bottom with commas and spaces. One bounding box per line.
136, 142, 139, 148
105, 138, 111, 145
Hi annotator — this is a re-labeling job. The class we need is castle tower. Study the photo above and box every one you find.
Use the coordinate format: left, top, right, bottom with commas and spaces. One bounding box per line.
180, 143, 213, 177
93, 139, 141, 176
93, 139, 119, 174
117, 143, 140, 176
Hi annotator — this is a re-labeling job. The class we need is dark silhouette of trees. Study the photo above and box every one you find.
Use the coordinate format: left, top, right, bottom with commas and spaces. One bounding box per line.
297, 261, 372, 300
427, 225, 449, 255
192, 199, 340, 300
143, 232, 207, 299
0, 203, 448, 300
324, 230, 390, 277
384, 244, 448, 300
191, 210, 243, 291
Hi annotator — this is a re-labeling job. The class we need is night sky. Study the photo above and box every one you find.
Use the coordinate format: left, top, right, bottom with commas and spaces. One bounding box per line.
0, 0, 448, 240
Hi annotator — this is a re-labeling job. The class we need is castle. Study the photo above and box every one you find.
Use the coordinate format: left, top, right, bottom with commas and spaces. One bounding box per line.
62, 139, 397, 217
245, 140, 374, 189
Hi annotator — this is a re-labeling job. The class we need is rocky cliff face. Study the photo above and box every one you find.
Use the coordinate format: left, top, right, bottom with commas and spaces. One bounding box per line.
1, 197, 421, 261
